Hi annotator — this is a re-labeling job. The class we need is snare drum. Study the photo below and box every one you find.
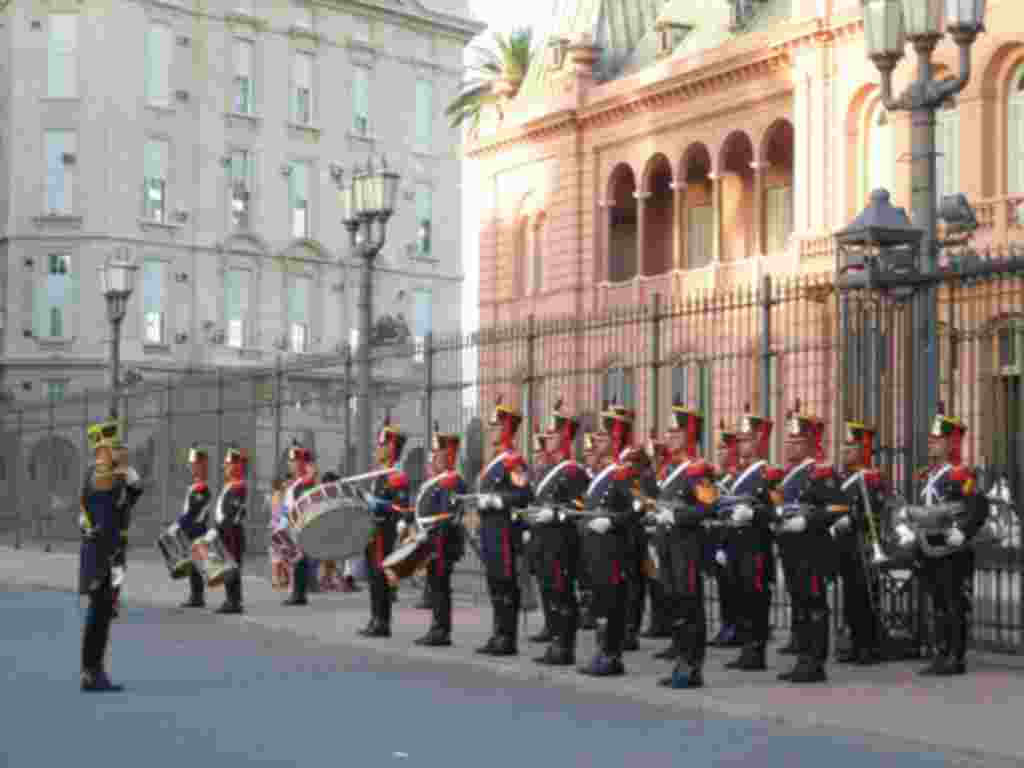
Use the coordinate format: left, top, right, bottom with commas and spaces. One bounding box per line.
191, 535, 239, 588
381, 532, 433, 586
156, 525, 194, 580
271, 528, 302, 565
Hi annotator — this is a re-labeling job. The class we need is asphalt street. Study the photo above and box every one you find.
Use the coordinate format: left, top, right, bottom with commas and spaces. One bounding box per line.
0, 587, 992, 768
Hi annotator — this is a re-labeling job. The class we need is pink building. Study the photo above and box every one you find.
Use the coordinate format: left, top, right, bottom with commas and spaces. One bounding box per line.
468, 0, 1024, 467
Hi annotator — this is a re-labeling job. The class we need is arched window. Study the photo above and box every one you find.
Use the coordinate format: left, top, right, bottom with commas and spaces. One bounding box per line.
862, 99, 895, 204
1008, 64, 1024, 196
936, 100, 960, 205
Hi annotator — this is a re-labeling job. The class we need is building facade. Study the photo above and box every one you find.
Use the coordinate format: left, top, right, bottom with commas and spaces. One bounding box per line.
0, 0, 483, 540
467, 0, 1024, 469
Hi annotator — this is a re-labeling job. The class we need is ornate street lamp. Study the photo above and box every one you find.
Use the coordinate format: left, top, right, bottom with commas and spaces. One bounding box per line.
98, 247, 138, 419
860, 0, 985, 487
341, 156, 402, 472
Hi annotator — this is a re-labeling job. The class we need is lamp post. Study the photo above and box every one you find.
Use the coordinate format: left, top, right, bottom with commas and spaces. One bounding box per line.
98, 248, 138, 420
340, 157, 401, 472
861, 0, 985, 480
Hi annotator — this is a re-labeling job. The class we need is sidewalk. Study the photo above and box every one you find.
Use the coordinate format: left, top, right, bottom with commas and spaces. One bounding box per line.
3, 543, 1023, 764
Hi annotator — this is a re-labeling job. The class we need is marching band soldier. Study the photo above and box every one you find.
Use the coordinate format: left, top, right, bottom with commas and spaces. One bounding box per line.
475, 396, 533, 657
530, 400, 590, 666
724, 407, 784, 671
78, 421, 131, 692
577, 431, 602, 630
776, 412, 846, 684
359, 420, 411, 638
652, 403, 718, 689
413, 426, 467, 647
282, 441, 318, 607
915, 404, 989, 676
831, 420, 887, 665
578, 404, 659, 677
708, 421, 743, 648
172, 445, 213, 608
195, 446, 248, 614
776, 401, 823, 656
527, 426, 558, 645
637, 431, 673, 643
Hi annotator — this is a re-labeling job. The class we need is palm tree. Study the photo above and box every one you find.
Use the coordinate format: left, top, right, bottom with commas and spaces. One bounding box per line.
446, 27, 536, 138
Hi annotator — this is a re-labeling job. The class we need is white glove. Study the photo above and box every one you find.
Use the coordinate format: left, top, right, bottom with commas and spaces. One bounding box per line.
655, 508, 675, 526
78, 512, 90, 532
534, 507, 556, 524
731, 505, 754, 524
167, 522, 180, 536
123, 466, 141, 486
397, 520, 408, 536
832, 515, 852, 535
896, 523, 915, 548
632, 499, 645, 514
523, 531, 531, 544
780, 515, 807, 534
947, 527, 965, 547
203, 529, 219, 544
588, 517, 612, 534
715, 549, 728, 567
111, 566, 126, 588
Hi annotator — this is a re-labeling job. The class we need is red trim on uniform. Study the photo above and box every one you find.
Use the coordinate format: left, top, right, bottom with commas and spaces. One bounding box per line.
812, 465, 835, 481
553, 559, 564, 592
375, 534, 385, 568
387, 472, 409, 489
754, 554, 764, 593
611, 559, 621, 586
501, 527, 513, 578
687, 559, 697, 594
436, 532, 445, 572
811, 574, 820, 596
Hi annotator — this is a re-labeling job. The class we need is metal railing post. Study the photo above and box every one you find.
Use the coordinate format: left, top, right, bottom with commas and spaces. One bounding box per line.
14, 407, 22, 549
759, 275, 772, 423
650, 292, 662, 435
424, 332, 434, 454
344, 347, 353, 475
273, 355, 283, 481
525, 317, 535, 462
216, 367, 224, 499
161, 374, 172, 524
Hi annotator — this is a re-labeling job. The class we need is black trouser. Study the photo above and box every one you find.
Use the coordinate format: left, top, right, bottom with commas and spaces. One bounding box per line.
671, 590, 707, 669
428, 559, 453, 633
710, 540, 740, 630
594, 582, 629, 657
224, 554, 244, 607
646, 578, 670, 631
627, 576, 646, 635
838, 546, 881, 652
291, 556, 310, 601
779, 541, 803, 639
486, 577, 520, 639
793, 569, 830, 666
367, 537, 393, 627
82, 577, 115, 673
739, 553, 772, 649
920, 551, 974, 663
187, 568, 205, 603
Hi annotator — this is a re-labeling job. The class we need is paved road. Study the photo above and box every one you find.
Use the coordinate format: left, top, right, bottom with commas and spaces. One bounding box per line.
0, 587, 997, 768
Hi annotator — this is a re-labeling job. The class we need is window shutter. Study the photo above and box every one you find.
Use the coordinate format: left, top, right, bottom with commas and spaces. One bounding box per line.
236, 39, 252, 78
353, 68, 369, 128
48, 15, 77, 98
288, 277, 310, 326
145, 25, 172, 103
1010, 87, 1024, 195
69, 257, 79, 334
698, 363, 712, 449
415, 80, 433, 145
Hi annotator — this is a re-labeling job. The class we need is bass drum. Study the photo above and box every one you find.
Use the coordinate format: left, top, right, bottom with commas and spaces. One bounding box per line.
156, 525, 194, 580
382, 532, 433, 586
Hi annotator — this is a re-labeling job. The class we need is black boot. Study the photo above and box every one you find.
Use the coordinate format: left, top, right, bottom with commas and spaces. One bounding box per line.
725, 643, 766, 671
81, 668, 123, 693
658, 663, 704, 689
534, 644, 574, 666
622, 626, 640, 652
415, 625, 452, 647
357, 619, 391, 638
181, 571, 205, 608
577, 652, 625, 677
529, 625, 554, 643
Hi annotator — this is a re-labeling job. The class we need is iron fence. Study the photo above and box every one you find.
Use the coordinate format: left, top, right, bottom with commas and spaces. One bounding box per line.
1, 246, 1022, 650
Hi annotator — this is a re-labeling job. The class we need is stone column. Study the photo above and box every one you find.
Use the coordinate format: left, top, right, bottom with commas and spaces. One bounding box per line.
633, 190, 649, 278
708, 172, 722, 263
750, 161, 766, 258
670, 181, 686, 270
